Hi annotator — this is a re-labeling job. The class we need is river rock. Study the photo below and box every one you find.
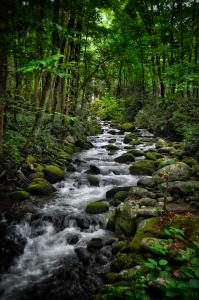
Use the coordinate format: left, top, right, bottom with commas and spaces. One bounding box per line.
106, 144, 119, 151
182, 157, 198, 166
44, 165, 65, 183
156, 138, 168, 148
155, 162, 192, 181
87, 238, 103, 252
115, 153, 135, 163
123, 133, 138, 144
157, 147, 174, 154
106, 186, 131, 200
129, 160, 156, 175
139, 198, 157, 207
162, 180, 199, 198
118, 122, 135, 132
127, 149, 145, 157
144, 151, 162, 160
75, 247, 90, 265
88, 175, 100, 186
157, 158, 178, 169
86, 164, 101, 174
75, 139, 93, 149
9, 190, 31, 201
26, 178, 56, 195
110, 190, 129, 207
86, 201, 109, 214
128, 187, 156, 199
137, 176, 163, 189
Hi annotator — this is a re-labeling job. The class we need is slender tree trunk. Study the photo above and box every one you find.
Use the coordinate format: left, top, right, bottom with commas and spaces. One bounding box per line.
0, 0, 9, 160
25, 73, 52, 149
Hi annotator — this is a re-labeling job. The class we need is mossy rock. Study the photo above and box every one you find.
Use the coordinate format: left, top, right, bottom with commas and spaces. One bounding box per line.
106, 186, 131, 200
109, 138, 116, 143
129, 160, 156, 175
58, 151, 72, 161
119, 122, 135, 131
86, 201, 109, 214
114, 191, 128, 202
115, 153, 135, 164
114, 202, 137, 237
164, 180, 199, 197
156, 138, 168, 149
26, 154, 36, 164
123, 133, 138, 144
137, 176, 163, 189
88, 175, 100, 186
144, 151, 162, 161
106, 144, 119, 151
156, 162, 192, 181
112, 240, 129, 254
33, 163, 44, 172
182, 157, 198, 166
26, 178, 56, 195
129, 139, 140, 146
129, 217, 159, 251
44, 165, 65, 183
127, 150, 145, 157
87, 238, 103, 252
157, 158, 178, 169
10, 190, 31, 201
29, 172, 44, 180
130, 186, 154, 201
111, 253, 135, 272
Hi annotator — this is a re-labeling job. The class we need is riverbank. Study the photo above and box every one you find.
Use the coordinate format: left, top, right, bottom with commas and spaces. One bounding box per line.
0, 121, 199, 300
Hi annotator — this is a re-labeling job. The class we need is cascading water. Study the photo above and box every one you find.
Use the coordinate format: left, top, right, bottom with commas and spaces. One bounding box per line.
0, 122, 155, 300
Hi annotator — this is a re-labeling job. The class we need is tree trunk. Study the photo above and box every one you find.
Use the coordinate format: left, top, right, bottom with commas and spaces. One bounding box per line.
0, 0, 9, 160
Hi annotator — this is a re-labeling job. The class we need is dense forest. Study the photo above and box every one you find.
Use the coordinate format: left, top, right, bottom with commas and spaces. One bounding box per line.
0, 1, 199, 300
0, 0, 198, 177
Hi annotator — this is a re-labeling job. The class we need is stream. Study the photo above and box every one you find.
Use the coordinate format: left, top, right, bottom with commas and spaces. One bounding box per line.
0, 122, 154, 300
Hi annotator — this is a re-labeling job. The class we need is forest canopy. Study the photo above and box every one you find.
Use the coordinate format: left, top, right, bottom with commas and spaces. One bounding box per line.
0, 0, 198, 175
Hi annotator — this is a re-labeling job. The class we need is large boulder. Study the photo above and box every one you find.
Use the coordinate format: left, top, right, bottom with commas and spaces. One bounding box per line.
155, 162, 192, 181
123, 133, 138, 144
106, 186, 131, 200
129, 160, 157, 175
157, 158, 178, 169
86, 201, 109, 214
144, 151, 162, 161
9, 190, 31, 201
162, 180, 199, 197
128, 186, 156, 199
26, 178, 56, 195
155, 138, 168, 149
115, 153, 135, 164
44, 164, 65, 183
137, 176, 163, 189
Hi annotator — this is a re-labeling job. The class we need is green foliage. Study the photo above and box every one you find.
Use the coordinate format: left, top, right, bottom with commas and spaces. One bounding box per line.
95, 95, 125, 122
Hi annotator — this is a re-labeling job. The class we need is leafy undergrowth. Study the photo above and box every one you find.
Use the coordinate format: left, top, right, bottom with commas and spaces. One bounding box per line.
95, 212, 199, 300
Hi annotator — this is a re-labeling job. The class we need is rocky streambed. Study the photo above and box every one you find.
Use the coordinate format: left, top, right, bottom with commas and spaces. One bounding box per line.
0, 121, 199, 300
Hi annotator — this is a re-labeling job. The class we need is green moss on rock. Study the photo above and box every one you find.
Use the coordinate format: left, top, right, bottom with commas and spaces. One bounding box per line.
10, 190, 31, 201
26, 178, 56, 195
115, 153, 135, 164
86, 201, 109, 214
44, 164, 65, 183
129, 160, 156, 175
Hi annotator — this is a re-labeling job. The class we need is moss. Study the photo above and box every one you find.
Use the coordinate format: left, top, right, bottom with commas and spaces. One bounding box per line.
119, 122, 135, 131
26, 154, 36, 164
29, 172, 44, 180
182, 157, 198, 166
112, 240, 128, 254
157, 158, 178, 169
106, 144, 119, 151
123, 133, 138, 144
33, 163, 44, 172
115, 153, 135, 163
114, 191, 128, 202
144, 151, 162, 161
44, 164, 65, 183
26, 178, 56, 195
129, 217, 159, 251
86, 201, 109, 214
58, 151, 72, 161
64, 143, 76, 154
10, 190, 31, 200
111, 253, 136, 272
129, 160, 156, 175
156, 138, 168, 148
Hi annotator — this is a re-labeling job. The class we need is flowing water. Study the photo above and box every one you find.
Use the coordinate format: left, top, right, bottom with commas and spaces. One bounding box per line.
0, 122, 154, 300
